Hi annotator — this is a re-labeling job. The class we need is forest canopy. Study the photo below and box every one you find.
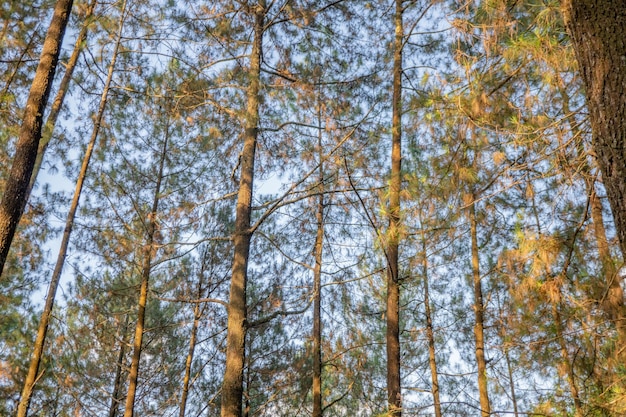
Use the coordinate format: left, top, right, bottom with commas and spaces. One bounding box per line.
1, 0, 625, 416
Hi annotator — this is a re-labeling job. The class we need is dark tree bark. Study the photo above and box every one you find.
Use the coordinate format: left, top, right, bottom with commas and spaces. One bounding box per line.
386, 0, 403, 415
0, 0, 75, 278
561, 1, 626, 259
312, 97, 325, 417
220, 2, 265, 416
16, 2, 123, 413
558, 1, 626, 359
27, 0, 98, 199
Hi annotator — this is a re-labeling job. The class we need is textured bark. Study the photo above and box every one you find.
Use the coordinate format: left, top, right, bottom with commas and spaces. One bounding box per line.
562, 1, 626, 258
0, 0, 74, 277
386, 1, 403, 415
312, 106, 324, 417
16, 3, 123, 413
469, 201, 490, 417
220, 2, 264, 416
123, 115, 169, 417
556, 72, 626, 354
27, 0, 98, 199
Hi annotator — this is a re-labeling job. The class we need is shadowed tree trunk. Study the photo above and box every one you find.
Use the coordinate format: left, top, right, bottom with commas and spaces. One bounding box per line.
386, 0, 403, 415
0, 0, 75, 277
562, 0, 626, 263
26, 0, 98, 199
555, 71, 626, 350
312, 94, 325, 417
16, 2, 124, 413
220, 2, 265, 416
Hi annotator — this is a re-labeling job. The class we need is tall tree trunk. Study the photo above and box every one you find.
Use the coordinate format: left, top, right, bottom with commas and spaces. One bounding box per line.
312, 97, 325, 417
0, 0, 75, 277
27, 0, 98, 199
386, 1, 403, 415
496, 295, 518, 417
16, 2, 124, 413
179, 258, 207, 417
109, 316, 129, 417
419, 237, 442, 417
561, 1, 626, 259
469, 200, 491, 417
123, 112, 170, 417
220, 2, 264, 416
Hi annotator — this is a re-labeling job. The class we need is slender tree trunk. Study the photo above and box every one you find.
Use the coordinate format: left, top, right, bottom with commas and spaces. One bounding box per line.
220, 2, 264, 416
386, 1, 403, 415
27, 0, 98, 199
179, 261, 206, 417
469, 200, 491, 417
109, 317, 129, 417
495, 292, 519, 417
0, 0, 75, 277
123, 112, 169, 417
312, 97, 325, 417
503, 343, 519, 417
420, 237, 442, 417
553, 301, 583, 417
16, 3, 125, 413
561, 1, 626, 263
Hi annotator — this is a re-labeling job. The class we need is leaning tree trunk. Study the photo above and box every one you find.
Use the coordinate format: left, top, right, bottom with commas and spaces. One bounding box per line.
220, 2, 264, 416
0, 0, 74, 277
386, 0, 403, 415
26, 0, 98, 199
16, 3, 124, 414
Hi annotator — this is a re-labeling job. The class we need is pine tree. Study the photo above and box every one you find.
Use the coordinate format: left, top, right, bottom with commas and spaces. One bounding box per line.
0, 0, 75, 276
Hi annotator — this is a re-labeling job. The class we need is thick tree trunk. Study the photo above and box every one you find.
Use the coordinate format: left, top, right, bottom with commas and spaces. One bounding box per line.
386, 1, 403, 415
561, 1, 626, 258
123, 116, 169, 417
469, 201, 491, 417
0, 0, 75, 277
556, 72, 626, 354
16, 4, 124, 413
220, 2, 264, 416
27, 0, 98, 199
